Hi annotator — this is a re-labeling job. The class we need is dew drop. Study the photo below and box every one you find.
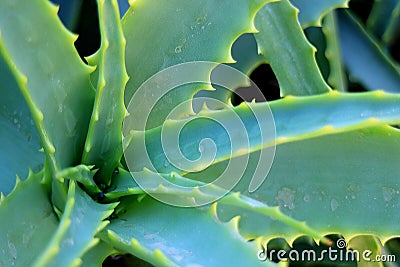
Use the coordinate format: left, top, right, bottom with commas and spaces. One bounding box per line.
175, 46, 182, 54
163, 160, 170, 168
196, 17, 205, 24
22, 233, 29, 245
383, 187, 397, 202
64, 109, 77, 136
106, 118, 113, 126
65, 238, 74, 246
276, 187, 295, 210
330, 198, 339, 212
303, 194, 310, 202
8, 241, 16, 259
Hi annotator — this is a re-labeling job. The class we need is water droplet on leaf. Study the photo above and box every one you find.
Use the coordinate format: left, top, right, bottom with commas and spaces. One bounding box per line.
330, 198, 339, 212
175, 46, 182, 53
276, 187, 295, 210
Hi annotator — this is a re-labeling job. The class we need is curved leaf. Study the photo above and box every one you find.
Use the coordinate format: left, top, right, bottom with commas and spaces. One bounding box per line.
34, 180, 117, 267
338, 10, 400, 93
80, 241, 116, 267
122, 0, 272, 129
216, 126, 400, 243
366, 0, 399, 40
82, 0, 129, 186
0, 170, 59, 267
0, 0, 95, 173
254, 0, 331, 96
0, 54, 43, 195
100, 196, 276, 266
291, 0, 349, 27
125, 91, 400, 175
382, 1, 400, 48
322, 11, 347, 92
105, 169, 328, 243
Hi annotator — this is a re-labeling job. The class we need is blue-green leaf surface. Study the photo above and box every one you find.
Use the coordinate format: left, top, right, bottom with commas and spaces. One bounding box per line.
338, 10, 400, 92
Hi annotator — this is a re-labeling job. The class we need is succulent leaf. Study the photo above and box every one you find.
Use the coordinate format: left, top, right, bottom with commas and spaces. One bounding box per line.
321, 11, 347, 92
126, 91, 400, 174
34, 180, 117, 267
82, 0, 129, 186
338, 10, 400, 93
348, 236, 386, 267
290, 0, 349, 27
0, 0, 95, 173
57, 165, 101, 195
0, 170, 59, 266
121, 0, 273, 129
254, 0, 332, 96
366, 0, 399, 40
215, 126, 400, 243
80, 241, 116, 267
381, 1, 400, 48
0, 53, 43, 195
100, 196, 277, 266
106, 169, 328, 243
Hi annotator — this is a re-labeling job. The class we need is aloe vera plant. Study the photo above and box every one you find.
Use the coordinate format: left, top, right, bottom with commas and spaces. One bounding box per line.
1, 0, 400, 266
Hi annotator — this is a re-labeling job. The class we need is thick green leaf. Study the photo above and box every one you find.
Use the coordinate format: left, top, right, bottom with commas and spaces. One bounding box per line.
125, 91, 400, 175
338, 10, 400, 93
80, 241, 116, 267
304, 26, 331, 85
0, 170, 59, 267
122, 0, 272, 129
34, 180, 117, 267
322, 11, 347, 92
254, 0, 331, 96
0, 53, 43, 195
215, 126, 400, 243
57, 165, 101, 195
82, 0, 129, 186
348, 236, 385, 267
366, 0, 399, 39
290, 0, 349, 27
382, 2, 400, 48
100, 196, 276, 266
105, 169, 328, 243
0, 0, 95, 173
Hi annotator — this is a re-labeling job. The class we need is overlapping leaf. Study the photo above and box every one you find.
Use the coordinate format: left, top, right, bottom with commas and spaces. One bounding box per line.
0, 0, 95, 173
35, 180, 116, 267
100, 196, 276, 266
82, 0, 129, 185
254, 0, 331, 96
126, 91, 400, 174
338, 10, 400, 93
215, 126, 400, 243
0, 53, 43, 195
291, 0, 349, 27
0, 171, 59, 266
121, 0, 273, 129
